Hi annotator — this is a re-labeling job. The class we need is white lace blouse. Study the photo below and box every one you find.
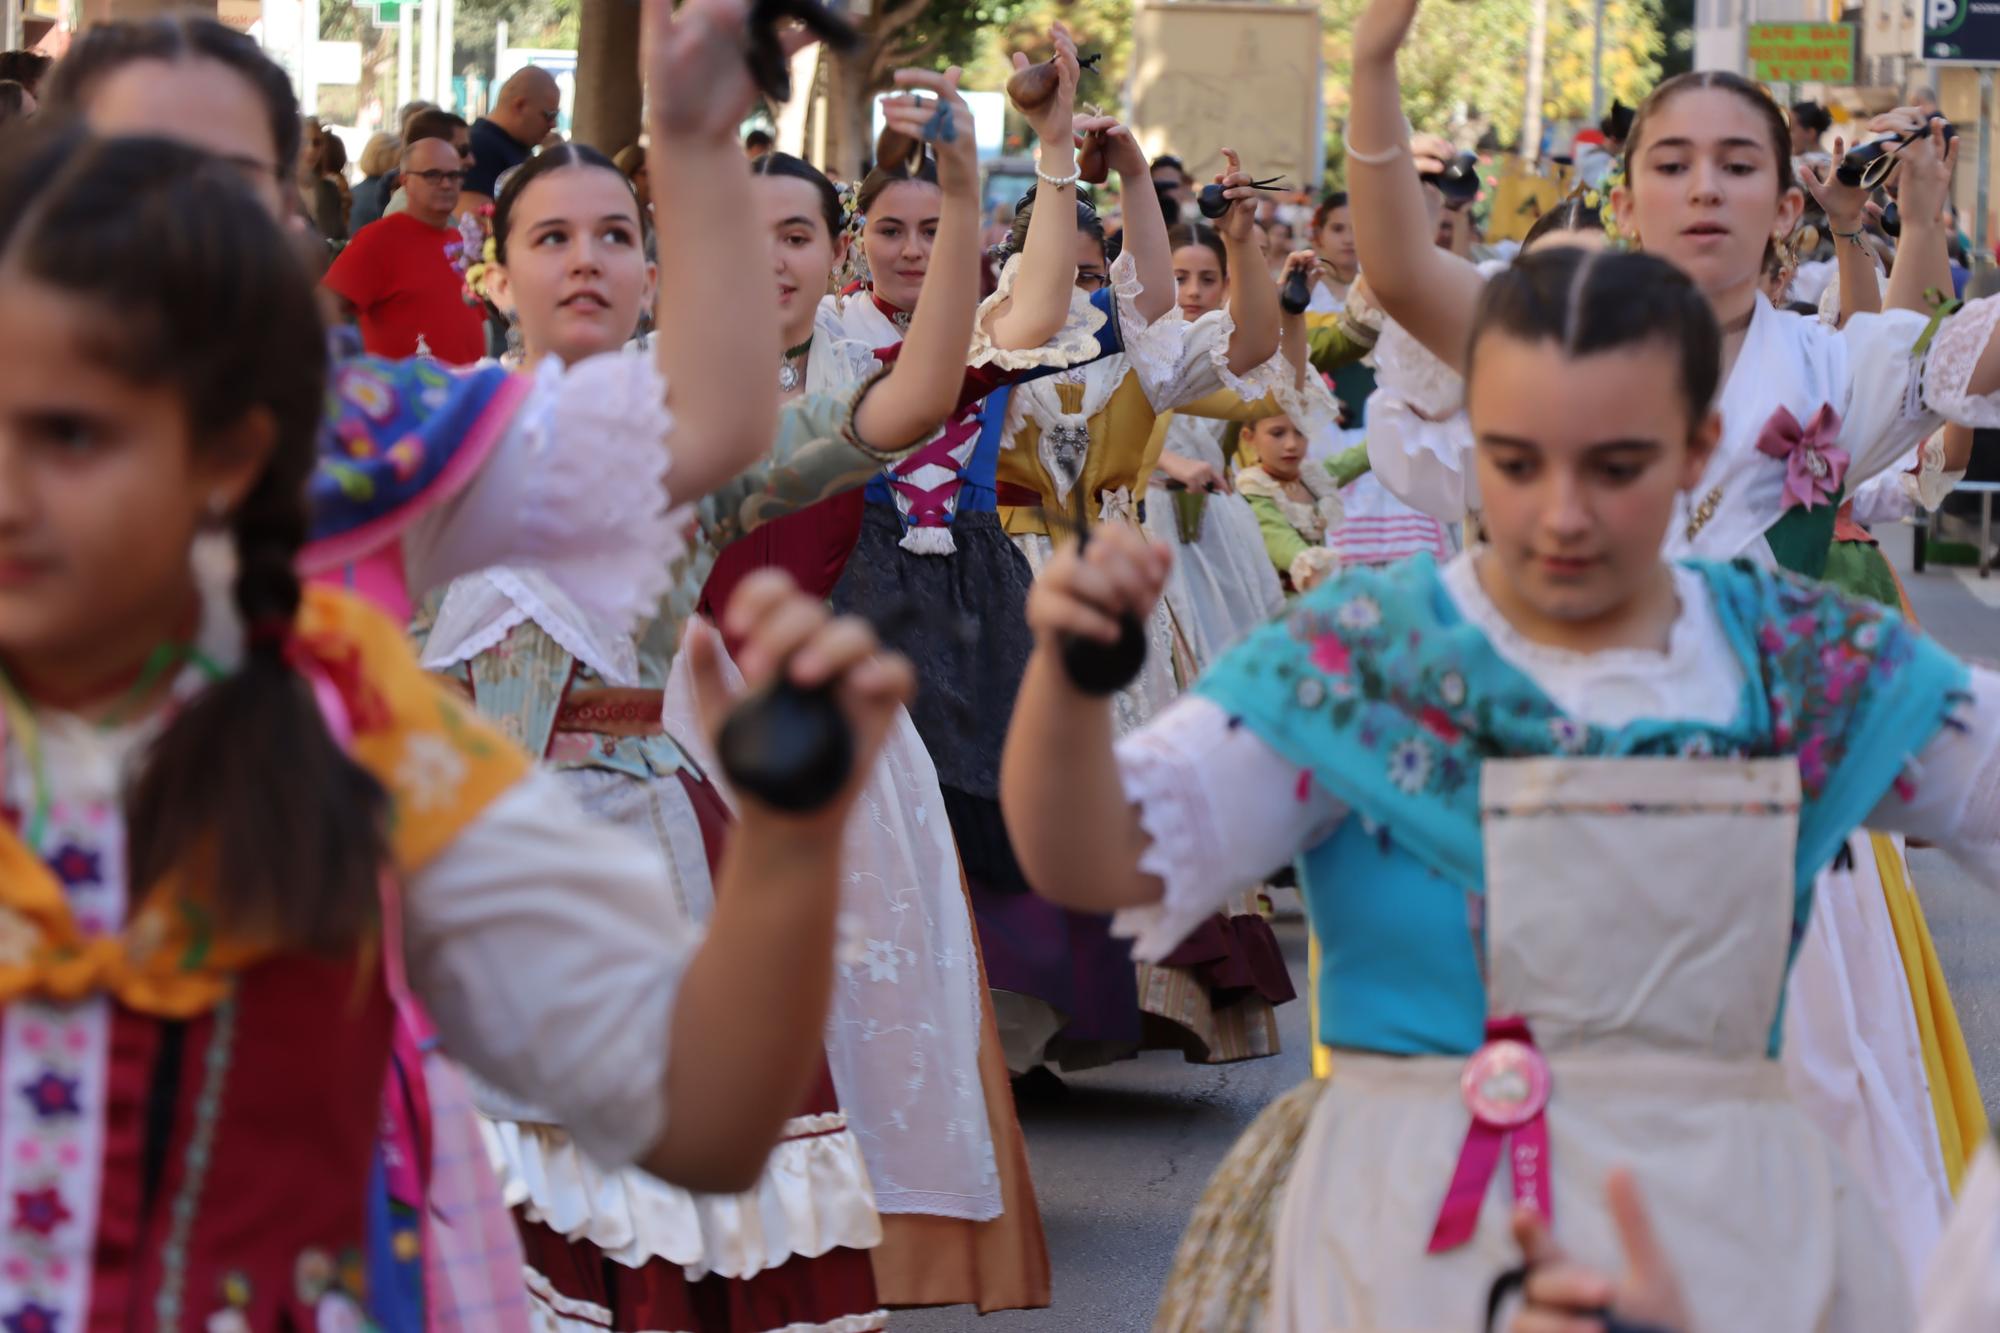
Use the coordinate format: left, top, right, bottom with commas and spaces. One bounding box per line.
1108, 552, 2000, 959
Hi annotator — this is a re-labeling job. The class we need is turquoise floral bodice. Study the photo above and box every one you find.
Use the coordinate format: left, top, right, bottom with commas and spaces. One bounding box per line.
1195, 555, 1970, 1056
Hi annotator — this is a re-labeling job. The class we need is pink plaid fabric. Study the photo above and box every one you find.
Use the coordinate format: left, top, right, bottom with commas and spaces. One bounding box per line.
419, 1051, 532, 1332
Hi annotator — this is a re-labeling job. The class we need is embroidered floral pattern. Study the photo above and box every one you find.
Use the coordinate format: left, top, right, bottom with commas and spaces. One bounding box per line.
1194, 555, 1965, 900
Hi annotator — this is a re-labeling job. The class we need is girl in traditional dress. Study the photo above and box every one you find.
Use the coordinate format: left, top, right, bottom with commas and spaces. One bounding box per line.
661, 57, 1116, 1311
420, 69, 1038, 1332
45, 8, 781, 625
978, 145, 1313, 1073
1141, 223, 1286, 669
1347, 0, 1992, 1283
1003, 243, 2000, 1333
1234, 409, 1371, 594
0, 122, 913, 1333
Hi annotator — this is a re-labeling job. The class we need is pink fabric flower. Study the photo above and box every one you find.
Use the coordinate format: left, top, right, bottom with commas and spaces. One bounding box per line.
1755, 404, 1847, 512
1310, 634, 1351, 676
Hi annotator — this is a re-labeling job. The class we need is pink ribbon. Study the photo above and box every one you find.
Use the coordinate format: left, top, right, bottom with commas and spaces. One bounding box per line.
1427, 1015, 1553, 1253
1754, 403, 1847, 513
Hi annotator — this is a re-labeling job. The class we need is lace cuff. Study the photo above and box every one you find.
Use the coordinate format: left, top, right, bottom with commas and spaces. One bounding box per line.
1269, 363, 1343, 443
1108, 720, 1255, 961
1923, 293, 2000, 427
967, 252, 1109, 372
506, 352, 682, 634
1289, 545, 1342, 593
1901, 432, 1965, 512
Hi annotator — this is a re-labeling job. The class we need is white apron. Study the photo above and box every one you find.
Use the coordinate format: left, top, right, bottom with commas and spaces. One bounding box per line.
1267, 757, 1910, 1332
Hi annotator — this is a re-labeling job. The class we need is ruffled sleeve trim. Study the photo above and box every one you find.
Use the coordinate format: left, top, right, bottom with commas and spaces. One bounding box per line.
1109, 724, 1244, 962
967, 252, 1109, 372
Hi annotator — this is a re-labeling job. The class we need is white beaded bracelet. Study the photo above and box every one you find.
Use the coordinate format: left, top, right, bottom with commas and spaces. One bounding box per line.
1342, 117, 1415, 166
1036, 162, 1082, 189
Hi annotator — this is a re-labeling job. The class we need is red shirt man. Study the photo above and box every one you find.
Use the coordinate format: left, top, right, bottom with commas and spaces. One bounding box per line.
323, 137, 486, 364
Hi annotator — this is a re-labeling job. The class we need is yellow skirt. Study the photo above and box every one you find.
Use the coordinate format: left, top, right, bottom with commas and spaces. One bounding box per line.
1874, 832, 1990, 1193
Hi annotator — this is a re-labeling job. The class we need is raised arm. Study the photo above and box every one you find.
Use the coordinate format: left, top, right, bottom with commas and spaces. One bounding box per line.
1880, 115, 1959, 317
1090, 115, 1175, 324
847, 70, 985, 447
1214, 148, 1282, 377
1001, 524, 1173, 912
1346, 0, 1486, 371
644, 0, 789, 506
983, 25, 1082, 350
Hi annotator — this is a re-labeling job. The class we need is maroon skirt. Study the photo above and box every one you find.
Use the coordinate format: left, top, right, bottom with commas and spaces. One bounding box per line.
514, 765, 884, 1332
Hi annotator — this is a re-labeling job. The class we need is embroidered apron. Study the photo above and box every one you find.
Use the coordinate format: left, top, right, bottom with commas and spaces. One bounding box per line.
1267, 757, 1911, 1332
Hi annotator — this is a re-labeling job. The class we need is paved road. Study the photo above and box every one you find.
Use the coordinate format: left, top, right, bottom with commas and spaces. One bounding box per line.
899, 523, 2000, 1330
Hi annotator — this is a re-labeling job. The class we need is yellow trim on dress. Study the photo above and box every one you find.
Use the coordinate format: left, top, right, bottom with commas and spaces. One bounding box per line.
0, 586, 528, 1018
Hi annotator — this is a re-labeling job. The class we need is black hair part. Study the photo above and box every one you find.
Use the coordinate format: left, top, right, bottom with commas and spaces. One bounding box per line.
994, 182, 1108, 267
0, 80, 28, 126
752, 151, 844, 240
1627, 71, 1794, 198
42, 16, 301, 179
1468, 246, 1721, 429
0, 126, 387, 950
1521, 196, 1603, 248
492, 141, 640, 264
1167, 221, 1227, 276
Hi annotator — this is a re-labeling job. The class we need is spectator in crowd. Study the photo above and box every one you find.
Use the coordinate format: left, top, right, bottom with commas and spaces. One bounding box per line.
322, 135, 485, 363
614, 141, 651, 212
385, 107, 471, 219
1150, 151, 1193, 208
465, 66, 558, 210
348, 130, 402, 232
1791, 99, 1833, 157
745, 127, 774, 159
298, 115, 347, 242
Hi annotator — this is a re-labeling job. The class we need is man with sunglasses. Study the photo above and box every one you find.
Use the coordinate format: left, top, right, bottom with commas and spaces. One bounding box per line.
322, 135, 486, 363
464, 65, 560, 214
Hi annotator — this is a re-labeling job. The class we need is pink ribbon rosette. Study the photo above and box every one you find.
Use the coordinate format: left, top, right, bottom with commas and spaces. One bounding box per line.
1755, 403, 1847, 512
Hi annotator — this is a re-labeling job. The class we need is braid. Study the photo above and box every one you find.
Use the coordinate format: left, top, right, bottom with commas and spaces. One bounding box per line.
0, 127, 389, 952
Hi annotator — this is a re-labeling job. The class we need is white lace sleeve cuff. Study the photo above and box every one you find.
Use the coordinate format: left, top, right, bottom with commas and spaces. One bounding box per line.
1269, 363, 1343, 443
1108, 695, 1346, 959
1923, 293, 2000, 427
405, 350, 682, 637
967, 251, 1110, 372
1898, 432, 1964, 513
1289, 546, 1342, 593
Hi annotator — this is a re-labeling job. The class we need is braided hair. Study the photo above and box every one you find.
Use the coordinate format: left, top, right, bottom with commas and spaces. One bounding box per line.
0, 127, 387, 951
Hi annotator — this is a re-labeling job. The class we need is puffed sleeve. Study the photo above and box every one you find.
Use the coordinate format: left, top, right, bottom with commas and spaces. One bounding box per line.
1363, 314, 1478, 522
1924, 292, 2000, 427
401, 350, 681, 635
1864, 665, 2000, 884
404, 768, 693, 1167
1132, 302, 1295, 416
1833, 308, 1938, 488
1111, 695, 1346, 959
967, 250, 1114, 372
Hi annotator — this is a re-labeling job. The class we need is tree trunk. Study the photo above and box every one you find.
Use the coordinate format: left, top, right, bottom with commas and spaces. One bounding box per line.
574, 0, 642, 152
1521, 0, 1548, 162
823, 42, 877, 182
